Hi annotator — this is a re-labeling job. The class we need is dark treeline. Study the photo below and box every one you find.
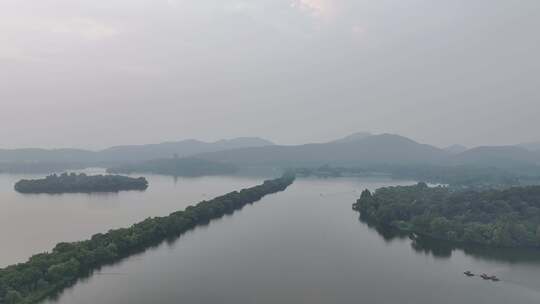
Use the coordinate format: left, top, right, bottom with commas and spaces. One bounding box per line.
0, 173, 295, 304
294, 164, 540, 189
375, 165, 540, 188
107, 157, 237, 177
14, 173, 148, 194
354, 183, 540, 249
359, 216, 540, 263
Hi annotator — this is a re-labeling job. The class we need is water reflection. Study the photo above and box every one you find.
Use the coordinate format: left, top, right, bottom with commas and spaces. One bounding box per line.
40, 177, 540, 304
0, 172, 263, 266
359, 214, 540, 264
43, 210, 241, 303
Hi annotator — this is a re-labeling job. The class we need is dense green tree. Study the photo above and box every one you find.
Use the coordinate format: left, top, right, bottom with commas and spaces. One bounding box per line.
0, 281, 6, 300
47, 258, 80, 282
354, 183, 540, 248
14, 173, 148, 194
4, 290, 22, 304
429, 217, 451, 238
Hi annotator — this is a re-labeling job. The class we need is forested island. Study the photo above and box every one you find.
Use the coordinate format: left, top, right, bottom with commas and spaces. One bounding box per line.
14, 173, 148, 194
354, 183, 540, 248
0, 173, 295, 304
106, 157, 237, 177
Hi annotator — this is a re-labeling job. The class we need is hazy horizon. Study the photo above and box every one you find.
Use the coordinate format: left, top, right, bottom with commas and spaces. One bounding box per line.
0, 131, 536, 152
2, 0, 539, 149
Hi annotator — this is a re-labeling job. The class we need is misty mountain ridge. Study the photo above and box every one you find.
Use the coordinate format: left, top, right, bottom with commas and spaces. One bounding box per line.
0, 137, 274, 163
518, 141, 540, 151
2, 133, 540, 173
444, 144, 468, 154
196, 133, 540, 169
331, 132, 373, 143
449, 145, 540, 168
196, 133, 449, 167
100, 137, 275, 162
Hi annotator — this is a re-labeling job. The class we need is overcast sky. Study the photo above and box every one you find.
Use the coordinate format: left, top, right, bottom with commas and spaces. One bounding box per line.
1, 0, 539, 149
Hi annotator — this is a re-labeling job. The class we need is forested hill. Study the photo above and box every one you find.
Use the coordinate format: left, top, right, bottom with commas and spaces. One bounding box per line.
354, 183, 540, 248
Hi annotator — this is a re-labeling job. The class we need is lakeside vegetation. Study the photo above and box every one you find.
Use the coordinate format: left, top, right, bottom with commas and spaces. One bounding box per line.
14, 173, 148, 194
106, 157, 237, 177
354, 183, 540, 248
0, 173, 295, 304
294, 164, 540, 189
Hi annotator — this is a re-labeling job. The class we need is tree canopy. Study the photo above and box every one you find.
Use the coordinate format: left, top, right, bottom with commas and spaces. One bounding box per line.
14, 173, 149, 194
354, 183, 540, 248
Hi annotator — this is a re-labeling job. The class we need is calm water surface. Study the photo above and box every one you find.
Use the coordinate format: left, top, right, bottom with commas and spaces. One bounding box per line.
3, 173, 540, 303
0, 169, 263, 266
31, 177, 540, 304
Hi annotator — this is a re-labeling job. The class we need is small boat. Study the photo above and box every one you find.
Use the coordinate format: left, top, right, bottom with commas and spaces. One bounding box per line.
480, 273, 499, 281
464, 271, 474, 277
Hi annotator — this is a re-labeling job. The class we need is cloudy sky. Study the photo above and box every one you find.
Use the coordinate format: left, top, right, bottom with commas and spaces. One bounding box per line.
1, 0, 539, 149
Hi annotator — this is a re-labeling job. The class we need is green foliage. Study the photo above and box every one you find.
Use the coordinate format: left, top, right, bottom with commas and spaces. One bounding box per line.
354, 183, 540, 248
0, 173, 295, 304
4, 290, 22, 304
46, 259, 80, 282
14, 173, 148, 194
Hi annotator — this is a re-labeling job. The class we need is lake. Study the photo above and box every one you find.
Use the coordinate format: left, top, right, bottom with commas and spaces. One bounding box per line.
0, 169, 264, 267
2, 172, 540, 303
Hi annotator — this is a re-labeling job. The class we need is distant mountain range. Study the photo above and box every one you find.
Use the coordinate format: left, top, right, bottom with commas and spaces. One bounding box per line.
2, 134, 540, 173
518, 141, 540, 151
98, 137, 274, 162
448, 145, 540, 168
443, 144, 468, 154
330, 132, 373, 143
196, 134, 449, 167
196, 134, 540, 169
0, 137, 274, 164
